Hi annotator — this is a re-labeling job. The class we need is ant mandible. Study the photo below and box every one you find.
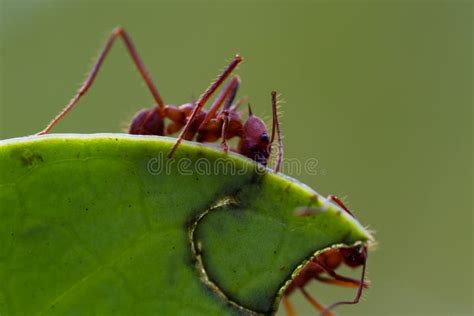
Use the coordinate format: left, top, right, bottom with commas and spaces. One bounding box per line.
37, 27, 283, 172
284, 195, 369, 316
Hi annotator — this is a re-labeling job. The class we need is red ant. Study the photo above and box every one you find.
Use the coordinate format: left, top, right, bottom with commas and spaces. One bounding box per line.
284, 195, 369, 316
37, 27, 283, 171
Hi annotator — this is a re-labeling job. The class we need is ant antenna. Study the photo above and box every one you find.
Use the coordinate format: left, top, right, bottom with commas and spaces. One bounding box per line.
37, 27, 165, 135
168, 55, 242, 158
270, 91, 283, 173
320, 247, 368, 316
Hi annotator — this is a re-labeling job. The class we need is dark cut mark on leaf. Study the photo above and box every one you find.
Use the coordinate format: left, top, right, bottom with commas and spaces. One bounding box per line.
10, 147, 44, 167
293, 206, 325, 217
189, 196, 261, 316
21, 152, 44, 166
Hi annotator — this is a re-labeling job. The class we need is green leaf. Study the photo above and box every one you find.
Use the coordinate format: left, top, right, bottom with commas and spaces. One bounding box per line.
0, 134, 372, 315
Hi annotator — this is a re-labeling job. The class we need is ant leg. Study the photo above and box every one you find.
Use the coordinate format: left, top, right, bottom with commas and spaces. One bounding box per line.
199, 76, 240, 129
37, 27, 165, 135
300, 288, 334, 316
222, 77, 240, 110
316, 260, 369, 288
168, 55, 242, 158
315, 274, 369, 289
282, 296, 296, 316
320, 248, 368, 316
197, 77, 240, 144
220, 110, 230, 152
270, 91, 283, 173
328, 195, 354, 216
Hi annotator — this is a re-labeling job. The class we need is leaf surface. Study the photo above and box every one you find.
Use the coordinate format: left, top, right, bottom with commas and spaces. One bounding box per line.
0, 134, 372, 315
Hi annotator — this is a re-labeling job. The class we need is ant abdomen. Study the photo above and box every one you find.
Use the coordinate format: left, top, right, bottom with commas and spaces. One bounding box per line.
129, 108, 164, 135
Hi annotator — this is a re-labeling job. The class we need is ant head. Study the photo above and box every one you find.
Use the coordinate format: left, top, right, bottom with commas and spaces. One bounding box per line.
129, 107, 164, 135
239, 105, 271, 165
340, 245, 367, 268
237, 91, 283, 171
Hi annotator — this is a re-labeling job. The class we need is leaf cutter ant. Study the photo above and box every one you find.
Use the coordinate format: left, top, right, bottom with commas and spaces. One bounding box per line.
37, 27, 283, 171
284, 195, 370, 316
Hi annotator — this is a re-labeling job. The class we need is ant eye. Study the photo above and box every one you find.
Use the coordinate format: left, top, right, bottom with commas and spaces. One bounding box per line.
260, 134, 269, 143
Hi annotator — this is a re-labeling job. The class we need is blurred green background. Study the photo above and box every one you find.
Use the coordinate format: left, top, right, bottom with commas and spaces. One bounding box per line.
0, 1, 472, 315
